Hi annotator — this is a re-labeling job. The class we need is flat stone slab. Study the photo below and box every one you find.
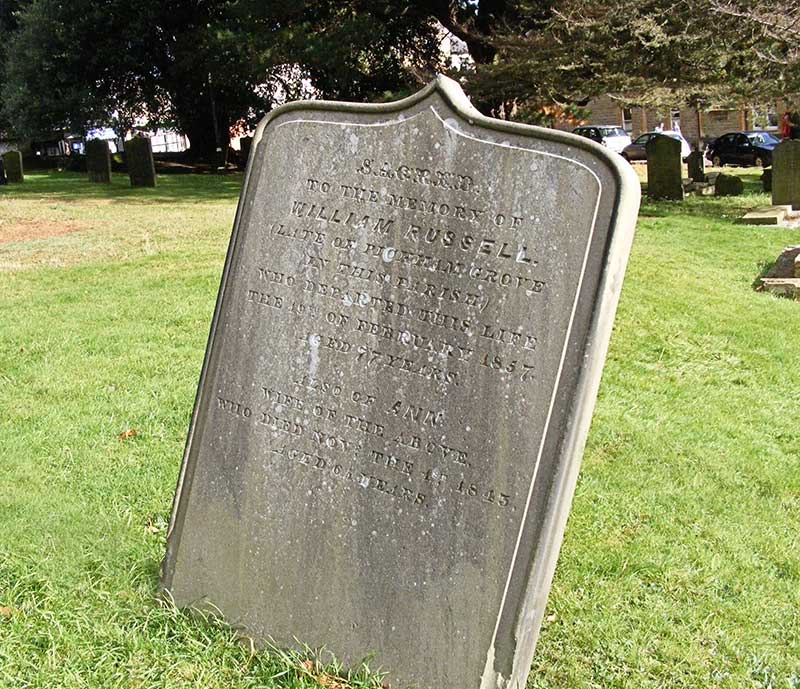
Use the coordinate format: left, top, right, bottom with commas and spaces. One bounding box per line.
161, 76, 640, 689
737, 206, 800, 227
759, 277, 800, 298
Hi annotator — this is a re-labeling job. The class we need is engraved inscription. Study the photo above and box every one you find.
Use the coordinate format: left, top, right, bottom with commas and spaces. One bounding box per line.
215, 127, 589, 521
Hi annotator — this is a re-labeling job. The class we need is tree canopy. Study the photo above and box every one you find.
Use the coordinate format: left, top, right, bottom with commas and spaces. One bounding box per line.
2, 0, 800, 158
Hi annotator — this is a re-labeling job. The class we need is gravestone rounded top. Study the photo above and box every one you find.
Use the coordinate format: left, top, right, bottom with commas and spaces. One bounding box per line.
646, 133, 682, 154
161, 76, 639, 689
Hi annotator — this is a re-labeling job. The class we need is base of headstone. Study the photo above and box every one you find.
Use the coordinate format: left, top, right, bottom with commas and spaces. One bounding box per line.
683, 180, 714, 195
758, 278, 800, 298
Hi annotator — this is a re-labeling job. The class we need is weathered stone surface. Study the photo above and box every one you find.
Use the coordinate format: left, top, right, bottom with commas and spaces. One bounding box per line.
772, 140, 800, 209
715, 173, 744, 196
126, 136, 156, 187
737, 206, 800, 228
86, 139, 111, 183
759, 278, 800, 299
2, 150, 24, 183
161, 77, 640, 689
764, 245, 800, 278
646, 134, 683, 200
687, 151, 706, 182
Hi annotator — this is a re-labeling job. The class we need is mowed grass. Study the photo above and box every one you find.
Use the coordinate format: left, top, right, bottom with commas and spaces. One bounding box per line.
0, 170, 798, 689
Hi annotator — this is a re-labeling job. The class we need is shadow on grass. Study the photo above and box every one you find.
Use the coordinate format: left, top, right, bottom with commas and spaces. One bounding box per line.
639, 168, 770, 221
0, 170, 244, 203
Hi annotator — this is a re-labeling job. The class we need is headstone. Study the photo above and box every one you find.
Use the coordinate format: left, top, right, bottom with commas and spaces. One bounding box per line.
759, 245, 800, 298
772, 139, 800, 209
714, 173, 744, 196
686, 151, 706, 183
85, 139, 111, 183
161, 76, 640, 689
762, 168, 772, 193
2, 150, 24, 183
239, 136, 253, 168
125, 136, 156, 187
646, 134, 683, 200
0, 155, 7, 185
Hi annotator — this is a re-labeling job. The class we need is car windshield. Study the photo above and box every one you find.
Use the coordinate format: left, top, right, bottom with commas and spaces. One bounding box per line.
599, 127, 628, 137
747, 132, 780, 145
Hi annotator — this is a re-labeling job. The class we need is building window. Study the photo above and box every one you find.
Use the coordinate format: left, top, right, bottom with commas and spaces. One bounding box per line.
622, 107, 633, 132
670, 109, 681, 131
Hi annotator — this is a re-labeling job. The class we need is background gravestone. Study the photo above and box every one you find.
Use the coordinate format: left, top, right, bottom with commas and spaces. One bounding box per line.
687, 150, 706, 182
646, 134, 684, 200
3, 150, 24, 183
772, 139, 800, 209
762, 168, 772, 193
161, 76, 640, 689
239, 135, 253, 168
125, 136, 156, 187
85, 139, 111, 183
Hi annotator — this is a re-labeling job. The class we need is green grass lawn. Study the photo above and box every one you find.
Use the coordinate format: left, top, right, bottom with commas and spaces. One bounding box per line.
1, 171, 798, 689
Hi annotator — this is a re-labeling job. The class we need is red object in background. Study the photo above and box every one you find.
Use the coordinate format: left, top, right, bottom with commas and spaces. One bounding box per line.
781, 111, 793, 140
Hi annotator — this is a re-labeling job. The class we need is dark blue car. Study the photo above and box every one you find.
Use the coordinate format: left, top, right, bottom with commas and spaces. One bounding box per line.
705, 130, 780, 168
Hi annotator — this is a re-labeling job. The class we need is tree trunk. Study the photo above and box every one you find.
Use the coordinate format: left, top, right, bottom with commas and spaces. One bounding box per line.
177, 106, 230, 165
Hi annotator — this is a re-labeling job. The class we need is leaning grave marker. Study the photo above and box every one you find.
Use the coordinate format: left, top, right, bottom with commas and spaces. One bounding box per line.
162, 76, 640, 689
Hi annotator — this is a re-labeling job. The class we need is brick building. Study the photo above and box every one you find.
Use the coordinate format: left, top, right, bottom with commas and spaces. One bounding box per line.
553, 94, 758, 148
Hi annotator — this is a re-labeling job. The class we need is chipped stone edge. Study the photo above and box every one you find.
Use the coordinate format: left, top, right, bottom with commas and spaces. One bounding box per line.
160, 75, 641, 688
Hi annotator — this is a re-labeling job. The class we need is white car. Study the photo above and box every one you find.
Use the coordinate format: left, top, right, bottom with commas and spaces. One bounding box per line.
621, 131, 693, 162
572, 125, 633, 154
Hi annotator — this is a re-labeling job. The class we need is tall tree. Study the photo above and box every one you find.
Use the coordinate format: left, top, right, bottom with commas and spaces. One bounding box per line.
413, 0, 800, 120
0, 0, 441, 160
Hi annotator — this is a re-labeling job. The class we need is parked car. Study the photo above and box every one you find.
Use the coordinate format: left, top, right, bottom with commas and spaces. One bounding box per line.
704, 130, 779, 167
572, 125, 632, 153
621, 131, 692, 162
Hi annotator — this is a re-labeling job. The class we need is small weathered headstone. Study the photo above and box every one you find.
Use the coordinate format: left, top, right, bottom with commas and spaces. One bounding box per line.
772, 139, 800, 209
85, 139, 111, 183
762, 168, 772, 193
125, 136, 156, 187
687, 150, 706, 182
715, 173, 744, 196
646, 134, 683, 200
161, 76, 640, 689
2, 150, 24, 183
